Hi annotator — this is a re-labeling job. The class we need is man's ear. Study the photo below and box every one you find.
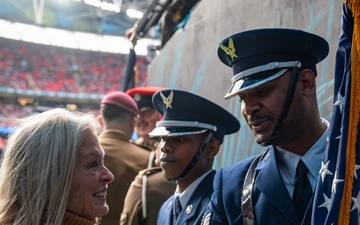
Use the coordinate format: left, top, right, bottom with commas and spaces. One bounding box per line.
207, 138, 220, 157
299, 69, 316, 97
97, 115, 104, 128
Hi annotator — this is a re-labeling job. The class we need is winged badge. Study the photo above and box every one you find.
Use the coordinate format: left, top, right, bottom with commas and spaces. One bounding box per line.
219, 37, 238, 60
160, 91, 174, 109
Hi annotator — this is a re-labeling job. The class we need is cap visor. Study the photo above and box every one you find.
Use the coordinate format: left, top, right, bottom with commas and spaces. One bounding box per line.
149, 127, 208, 138
225, 69, 287, 99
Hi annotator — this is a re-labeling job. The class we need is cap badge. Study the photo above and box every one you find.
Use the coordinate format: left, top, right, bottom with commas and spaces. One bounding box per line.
134, 93, 141, 102
219, 37, 238, 60
160, 91, 174, 109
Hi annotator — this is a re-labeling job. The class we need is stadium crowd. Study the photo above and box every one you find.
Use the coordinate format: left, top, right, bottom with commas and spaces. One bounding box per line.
0, 37, 150, 128
0, 37, 148, 93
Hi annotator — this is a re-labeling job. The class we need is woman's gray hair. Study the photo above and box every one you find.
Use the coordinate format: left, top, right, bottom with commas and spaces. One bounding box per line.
0, 108, 101, 224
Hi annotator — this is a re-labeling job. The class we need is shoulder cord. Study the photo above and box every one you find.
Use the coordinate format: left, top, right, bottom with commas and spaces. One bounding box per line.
142, 174, 148, 220
147, 150, 155, 169
143, 150, 155, 219
241, 149, 269, 225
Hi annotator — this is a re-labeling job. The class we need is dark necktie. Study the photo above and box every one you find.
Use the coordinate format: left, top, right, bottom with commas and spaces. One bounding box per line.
293, 160, 312, 219
174, 196, 182, 221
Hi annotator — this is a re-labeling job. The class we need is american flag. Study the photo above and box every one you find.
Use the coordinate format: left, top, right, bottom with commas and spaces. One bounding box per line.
312, 1, 360, 224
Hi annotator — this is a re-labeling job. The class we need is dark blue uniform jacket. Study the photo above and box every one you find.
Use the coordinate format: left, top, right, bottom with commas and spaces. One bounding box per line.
158, 170, 216, 225
205, 147, 313, 225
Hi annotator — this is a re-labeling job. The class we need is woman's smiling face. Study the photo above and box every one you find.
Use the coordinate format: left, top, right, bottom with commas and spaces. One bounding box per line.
67, 131, 114, 219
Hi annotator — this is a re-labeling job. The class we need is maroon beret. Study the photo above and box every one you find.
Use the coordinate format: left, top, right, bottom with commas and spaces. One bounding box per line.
101, 91, 139, 116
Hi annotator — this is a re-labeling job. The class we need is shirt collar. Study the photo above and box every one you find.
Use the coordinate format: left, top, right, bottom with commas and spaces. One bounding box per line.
276, 118, 330, 184
174, 170, 212, 207
302, 118, 330, 179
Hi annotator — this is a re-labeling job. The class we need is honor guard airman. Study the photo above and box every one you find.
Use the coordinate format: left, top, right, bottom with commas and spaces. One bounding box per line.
149, 89, 240, 225
202, 28, 330, 225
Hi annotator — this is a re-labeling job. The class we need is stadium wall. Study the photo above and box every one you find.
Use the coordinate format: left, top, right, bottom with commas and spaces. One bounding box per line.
146, 0, 342, 168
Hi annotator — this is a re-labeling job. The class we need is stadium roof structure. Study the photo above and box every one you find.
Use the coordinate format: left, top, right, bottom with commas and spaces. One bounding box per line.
0, 0, 154, 37
0, 0, 161, 55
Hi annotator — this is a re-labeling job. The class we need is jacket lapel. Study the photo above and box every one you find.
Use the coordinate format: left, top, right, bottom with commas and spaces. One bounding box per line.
178, 170, 215, 223
255, 147, 300, 224
161, 198, 175, 225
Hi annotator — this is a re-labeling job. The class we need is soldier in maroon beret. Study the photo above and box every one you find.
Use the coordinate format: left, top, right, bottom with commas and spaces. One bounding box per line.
98, 91, 150, 225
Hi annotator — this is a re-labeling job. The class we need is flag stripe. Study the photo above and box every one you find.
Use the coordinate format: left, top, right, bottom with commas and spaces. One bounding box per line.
339, 1, 360, 223
312, 2, 360, 224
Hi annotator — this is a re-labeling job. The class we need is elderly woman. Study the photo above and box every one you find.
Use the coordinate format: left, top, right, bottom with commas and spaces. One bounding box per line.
0, 108, 114, 225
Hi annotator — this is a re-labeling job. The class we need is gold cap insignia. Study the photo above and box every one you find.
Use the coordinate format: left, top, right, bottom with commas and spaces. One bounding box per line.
160, 91, 174, 109
219, 37, 238, 60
